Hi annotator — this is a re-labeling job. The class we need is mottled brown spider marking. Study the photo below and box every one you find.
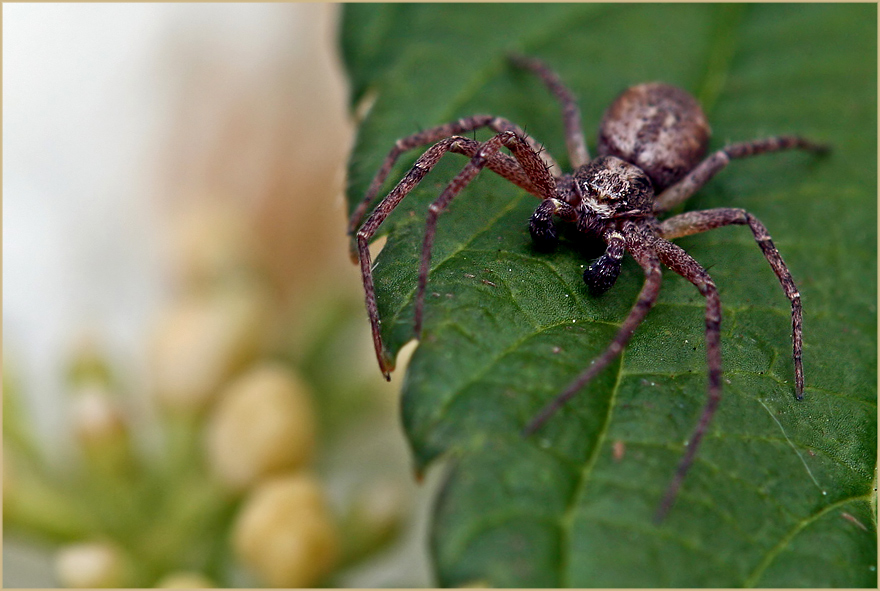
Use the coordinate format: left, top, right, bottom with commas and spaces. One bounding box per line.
349, 54, 828, 519
598, 83, 710, 190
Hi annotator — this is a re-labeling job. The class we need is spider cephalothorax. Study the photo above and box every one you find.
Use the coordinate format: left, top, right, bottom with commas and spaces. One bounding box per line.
347, 54, 827, 520
531, 155, 655, 293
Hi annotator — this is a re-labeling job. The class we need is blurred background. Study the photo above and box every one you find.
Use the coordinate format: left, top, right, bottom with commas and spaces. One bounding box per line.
4, 4, 431, 587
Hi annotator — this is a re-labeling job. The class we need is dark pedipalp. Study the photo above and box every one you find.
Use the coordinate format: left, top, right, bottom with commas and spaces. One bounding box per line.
584, 254, 622, 294
529, 200, 559, 251
529, 198, 577, 251
584, 230, 626, 294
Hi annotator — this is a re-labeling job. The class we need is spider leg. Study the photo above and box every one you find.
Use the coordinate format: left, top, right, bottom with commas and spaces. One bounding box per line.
509, 53, 590, 168
348, 115, 560, 236
650, 237, 723, 522
414, 131, 559, 334
355, 136, 497, 378
350, 136, 545, 261
524, 223, 662, 435
654, 136, 829, 212
658, 207, 804, 400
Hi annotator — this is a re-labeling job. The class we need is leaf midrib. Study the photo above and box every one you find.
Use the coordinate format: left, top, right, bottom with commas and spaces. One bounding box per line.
559, 337, 626, 587
554, 6, 753, 586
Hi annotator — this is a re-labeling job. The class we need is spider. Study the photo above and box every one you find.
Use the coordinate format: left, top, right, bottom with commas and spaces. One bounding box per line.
347, 54, 828, 521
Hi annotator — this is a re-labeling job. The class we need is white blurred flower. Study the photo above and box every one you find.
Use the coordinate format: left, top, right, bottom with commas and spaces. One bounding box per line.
204, 363, 316, 490
54, 541, 128, 588
232, 473, 338, 587
150, 284, 269, 413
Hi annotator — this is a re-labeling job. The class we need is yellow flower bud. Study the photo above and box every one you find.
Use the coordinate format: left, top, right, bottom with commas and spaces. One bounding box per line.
65, 336, 113, 388
150, 285, 268, 413
70, 382, 126, 449
54, 542, 128, 588
205, 364, 316, 490
351, 480, 408, 541
337, 479, 409, 565
155, 571, 215, 588
69, 382, 133, 474
232, 474, 338, 587
170, 200, 256, 286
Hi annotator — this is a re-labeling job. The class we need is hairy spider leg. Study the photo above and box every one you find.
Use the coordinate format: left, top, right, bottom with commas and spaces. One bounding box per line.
659, 208, 805, 399
355, 132, 558, 378
651, 238, 723, 522
415, 130, 560, 334
524, 223, 662, 435
508, 53, 590, 168
654, 136, 829, 212
348, 115, 559, 239
356, 136, 530, 378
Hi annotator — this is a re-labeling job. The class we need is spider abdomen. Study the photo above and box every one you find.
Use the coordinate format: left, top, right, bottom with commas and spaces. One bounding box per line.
597, 83, 710, 191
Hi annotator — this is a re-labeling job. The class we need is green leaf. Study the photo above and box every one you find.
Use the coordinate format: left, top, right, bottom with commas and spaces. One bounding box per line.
342, 4, 877, 587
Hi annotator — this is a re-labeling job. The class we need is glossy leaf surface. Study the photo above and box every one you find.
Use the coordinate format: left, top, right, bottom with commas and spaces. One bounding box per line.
342, 4, 877, 587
